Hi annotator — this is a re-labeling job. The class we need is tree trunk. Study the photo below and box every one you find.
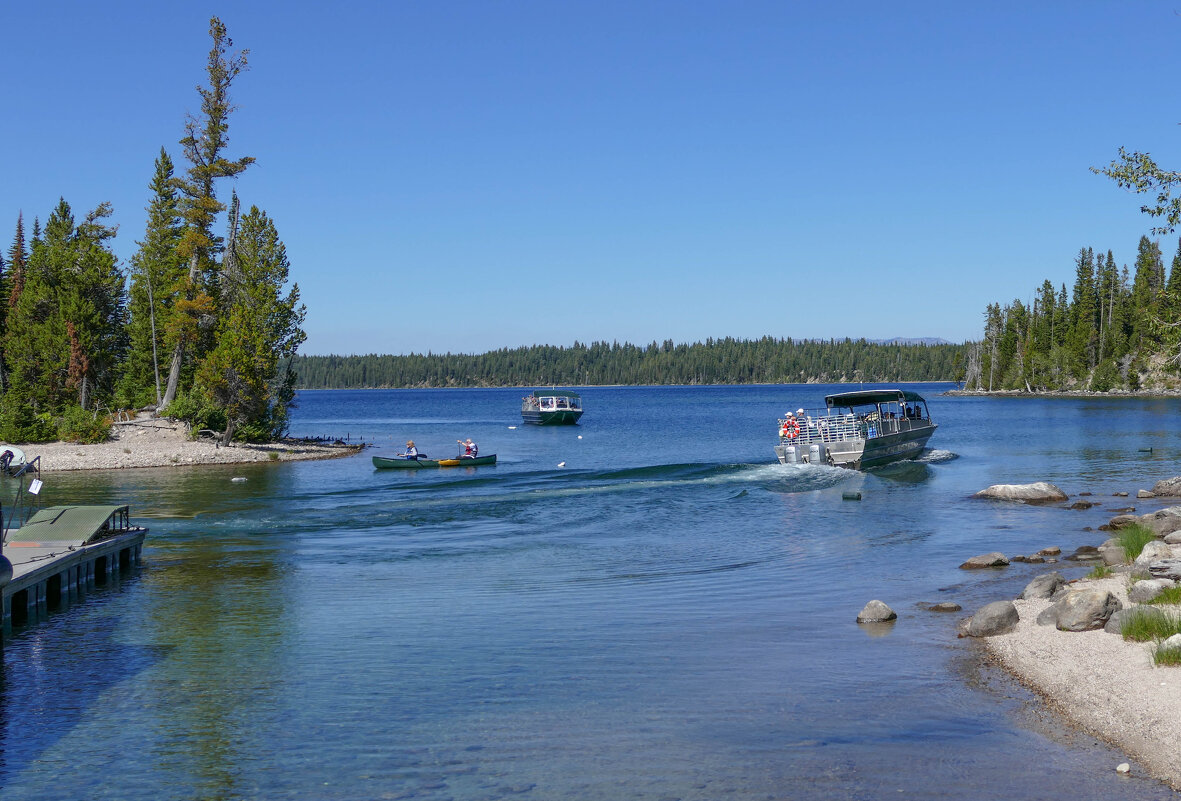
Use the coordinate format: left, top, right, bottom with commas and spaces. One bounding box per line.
221, 417, 236, 447
161, 345, 183, 409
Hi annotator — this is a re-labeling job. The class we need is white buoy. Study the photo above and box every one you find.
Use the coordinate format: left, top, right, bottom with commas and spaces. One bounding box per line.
231, 476, 248, 483
508, 426, 516, 429
558, 461, 566, 467
577, 435, 582, 439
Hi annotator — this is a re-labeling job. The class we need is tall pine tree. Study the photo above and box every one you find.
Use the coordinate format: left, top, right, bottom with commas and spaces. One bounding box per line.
161, 16, 255, 409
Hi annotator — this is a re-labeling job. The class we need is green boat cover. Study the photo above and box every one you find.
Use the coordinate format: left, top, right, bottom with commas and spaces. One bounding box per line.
529, 389, 581, 399
8, 505, 131, 545
825, 390, 927, 408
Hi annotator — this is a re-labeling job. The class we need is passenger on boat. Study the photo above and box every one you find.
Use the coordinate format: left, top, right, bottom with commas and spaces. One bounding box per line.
402, 440, 419, 460
458, 438, 479, 458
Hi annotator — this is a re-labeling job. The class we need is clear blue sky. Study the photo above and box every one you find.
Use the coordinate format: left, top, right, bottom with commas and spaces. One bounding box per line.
4, 2, 1180, 355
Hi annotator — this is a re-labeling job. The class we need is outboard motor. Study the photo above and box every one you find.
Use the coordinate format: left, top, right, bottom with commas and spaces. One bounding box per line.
809, 443, 827, 465
782, 445, 799, 464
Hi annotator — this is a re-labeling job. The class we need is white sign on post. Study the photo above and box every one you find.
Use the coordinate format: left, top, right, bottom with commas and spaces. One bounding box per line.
28, 479, 42, 495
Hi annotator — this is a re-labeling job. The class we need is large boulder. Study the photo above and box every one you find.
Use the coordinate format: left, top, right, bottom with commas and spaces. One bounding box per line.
1099, 544, 1126, 566
973, 482, 1068, 503
856, 600, 897, 623
1151, 477, 1181, 497
1134, 540, 1175, 566
960, 552, 1010, 570
1020, 571, 1066, 600
966, 600, 1020, 637
1141, 506, 1181, 536
1052, 588, 1123, 631
1128, 578, 1177, 604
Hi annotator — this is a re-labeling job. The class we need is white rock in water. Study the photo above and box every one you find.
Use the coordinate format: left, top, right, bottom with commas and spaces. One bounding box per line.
231, 476, 248, 482
1116, 762, 1131, 774
856, 599, 897, 623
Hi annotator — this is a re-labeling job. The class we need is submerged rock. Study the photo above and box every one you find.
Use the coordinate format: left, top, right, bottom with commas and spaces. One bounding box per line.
960, 552, 1010, 570
973, 482, 1068, 503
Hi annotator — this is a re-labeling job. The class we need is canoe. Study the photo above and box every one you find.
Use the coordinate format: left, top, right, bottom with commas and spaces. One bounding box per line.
373, 454, 497, 469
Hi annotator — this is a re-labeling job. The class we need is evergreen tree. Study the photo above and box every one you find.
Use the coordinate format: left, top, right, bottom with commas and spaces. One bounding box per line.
121, 148, 186, 407
7, 213, 27, 310
1129, 236, 1165, 350
161, 16, 255, 409
194, 201, 305, 443
3, 200, 126, 413
1067, 247, 1098, 375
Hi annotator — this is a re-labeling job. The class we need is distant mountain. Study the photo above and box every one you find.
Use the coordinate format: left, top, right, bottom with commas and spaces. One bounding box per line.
870, 337, 955, 346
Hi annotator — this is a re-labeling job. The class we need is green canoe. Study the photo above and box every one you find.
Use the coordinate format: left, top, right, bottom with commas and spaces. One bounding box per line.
373, 454, 497, 469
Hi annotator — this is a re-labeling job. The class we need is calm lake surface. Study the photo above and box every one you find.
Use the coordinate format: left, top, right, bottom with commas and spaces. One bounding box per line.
3, 384, 1181, 800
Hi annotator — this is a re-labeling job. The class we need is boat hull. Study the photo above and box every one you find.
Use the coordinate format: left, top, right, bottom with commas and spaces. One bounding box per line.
373, 454, 497, 469
775, 425, 935, 470
520, 409, 583, 425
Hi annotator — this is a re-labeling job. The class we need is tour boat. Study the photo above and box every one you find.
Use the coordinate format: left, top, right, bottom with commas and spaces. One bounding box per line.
774, 389, 936, 469
521, 390, 583, 425
373, 454, 497, 469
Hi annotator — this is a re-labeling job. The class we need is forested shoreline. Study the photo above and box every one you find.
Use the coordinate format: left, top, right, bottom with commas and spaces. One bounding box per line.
0, 18, 305, 445
966, 237, 1181, 393
965, 133, 1181, 393
293, 338, 966, 389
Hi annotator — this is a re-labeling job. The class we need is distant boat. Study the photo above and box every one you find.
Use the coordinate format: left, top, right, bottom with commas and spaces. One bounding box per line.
521, 390, 583, 425
774, 389, 936, 469
373, 454, 497, 469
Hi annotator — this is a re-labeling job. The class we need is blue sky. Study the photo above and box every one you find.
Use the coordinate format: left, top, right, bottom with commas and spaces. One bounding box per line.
4, 2, 1181, 355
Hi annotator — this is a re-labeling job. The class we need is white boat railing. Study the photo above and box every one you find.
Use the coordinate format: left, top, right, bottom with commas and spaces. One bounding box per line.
779, 410, 930, 444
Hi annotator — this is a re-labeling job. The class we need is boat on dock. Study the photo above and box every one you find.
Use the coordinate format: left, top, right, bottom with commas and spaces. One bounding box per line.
521, 390, 583, 425
373, 454, 498, 469
774, 389, 937, 470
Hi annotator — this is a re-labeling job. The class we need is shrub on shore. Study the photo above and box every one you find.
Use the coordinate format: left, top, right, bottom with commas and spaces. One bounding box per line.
1118, 524, 1158, 562
1119, 607, 1181, 642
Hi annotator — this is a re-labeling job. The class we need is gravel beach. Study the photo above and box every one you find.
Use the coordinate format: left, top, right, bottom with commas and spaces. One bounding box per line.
2, 414, 360, 472
983, 573, 1181, 789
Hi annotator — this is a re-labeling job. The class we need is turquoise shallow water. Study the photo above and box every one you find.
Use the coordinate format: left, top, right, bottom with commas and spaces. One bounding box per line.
2, 384, 1180, 799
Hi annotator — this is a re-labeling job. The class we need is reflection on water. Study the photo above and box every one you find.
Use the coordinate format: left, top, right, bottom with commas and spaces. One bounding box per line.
1, 385, 1179, 799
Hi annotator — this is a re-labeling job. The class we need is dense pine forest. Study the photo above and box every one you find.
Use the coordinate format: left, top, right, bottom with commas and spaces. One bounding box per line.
965, 135, 1181, 392
967, 236, 1181, 392
292, 338, 965, 389
0, 18, 305, 444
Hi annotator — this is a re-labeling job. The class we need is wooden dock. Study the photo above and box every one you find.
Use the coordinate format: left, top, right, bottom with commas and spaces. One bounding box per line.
1, 505, 147, 640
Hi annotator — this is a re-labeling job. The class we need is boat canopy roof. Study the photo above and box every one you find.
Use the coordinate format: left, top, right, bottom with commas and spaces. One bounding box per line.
529, 389, 580, 399
825, 389, 927, 408
7, 505, 130, 545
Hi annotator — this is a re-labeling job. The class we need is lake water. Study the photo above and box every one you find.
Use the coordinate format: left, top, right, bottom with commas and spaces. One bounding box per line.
2, 384, 1181, 800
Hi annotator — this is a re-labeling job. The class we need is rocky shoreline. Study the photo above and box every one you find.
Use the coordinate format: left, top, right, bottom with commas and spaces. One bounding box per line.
957, 479, 1181, 789
3, 414, 362, 472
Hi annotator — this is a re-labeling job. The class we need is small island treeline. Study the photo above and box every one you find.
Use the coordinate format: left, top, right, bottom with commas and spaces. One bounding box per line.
0, 18, 306, 446
292, 337, 965, 389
